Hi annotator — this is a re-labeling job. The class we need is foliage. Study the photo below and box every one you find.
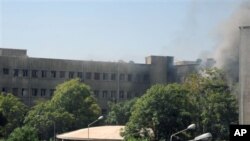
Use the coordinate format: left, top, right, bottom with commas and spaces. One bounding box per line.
106, 98, 137, 125
184, 68, 238, 140
124, 84, 194, 140
0, 94, 28, 138
124, 68, 238, 141
7, 126, 39, 141
50, 79, 101, 129
24, 101, 74, 140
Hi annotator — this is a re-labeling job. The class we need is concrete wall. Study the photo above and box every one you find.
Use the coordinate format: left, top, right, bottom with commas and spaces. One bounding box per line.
239, 26, 250, 124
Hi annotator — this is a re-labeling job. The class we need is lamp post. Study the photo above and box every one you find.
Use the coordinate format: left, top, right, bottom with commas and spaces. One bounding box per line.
87, 116, 104, 140
170, 124, 196, 141
189, 132, 212, 141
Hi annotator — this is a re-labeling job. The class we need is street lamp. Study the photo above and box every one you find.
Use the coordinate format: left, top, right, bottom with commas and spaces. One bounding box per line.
189, 132, 212, 141
170, 124, 196, 141
88, 116, 104, 140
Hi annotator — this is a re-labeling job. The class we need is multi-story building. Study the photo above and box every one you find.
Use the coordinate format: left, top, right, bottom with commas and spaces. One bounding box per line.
0, 48, 198, 113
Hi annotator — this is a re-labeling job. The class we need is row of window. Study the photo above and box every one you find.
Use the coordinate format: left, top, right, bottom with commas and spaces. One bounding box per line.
1, 68, 150, 82
1, 87, 138, 100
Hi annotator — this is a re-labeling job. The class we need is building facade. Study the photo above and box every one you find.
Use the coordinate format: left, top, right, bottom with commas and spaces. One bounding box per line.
0, 48, 198, 113
239, 26, 250, 124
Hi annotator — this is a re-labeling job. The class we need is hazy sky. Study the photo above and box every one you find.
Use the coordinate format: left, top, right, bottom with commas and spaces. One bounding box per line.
0, 0, 244, 63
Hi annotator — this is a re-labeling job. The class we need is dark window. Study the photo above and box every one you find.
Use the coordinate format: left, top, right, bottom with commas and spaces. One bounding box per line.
3, 68, 9, 75
50, 89, 55, 97
86, 72, 92, 80
14, 69, 19, 77
111, 73, 116, 80
60, 71, 65, 78
94, 73, 100, 80
119, 73, 125, 81
51, 71, 56, 78
77, 72, 83, 78
41, 70, 47, 78
128, 74, 132, 82
69, 72, 74, 78
41, 89, 46, 97
21, 88, 28, 96
143, 74, 150, 83
12, 88, 18, 96
101, 109, 107, 115
32, 70, 38, 78
32, 88, 38, 96
103, 73, 109, 80
2, 87, 7, 93
102, 90, 108, 98
94, 90, 99, 98
22, 70, 28, 77
119, 91, 124, 99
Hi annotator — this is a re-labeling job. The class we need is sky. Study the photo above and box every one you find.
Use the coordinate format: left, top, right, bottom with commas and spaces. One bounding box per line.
0, 0, 244, 63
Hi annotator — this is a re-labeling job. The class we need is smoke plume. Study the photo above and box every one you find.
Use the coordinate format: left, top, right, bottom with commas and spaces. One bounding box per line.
213, 1, 250, 83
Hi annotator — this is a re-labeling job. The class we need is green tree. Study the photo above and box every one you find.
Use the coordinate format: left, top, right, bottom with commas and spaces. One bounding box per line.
0, 94, 28, 138
50, 79, 101, 129
184, 68, 238, 140
106, 98, 137, 125
24, 101, 74, 140
124, 84, 194, 140
7, 126, 39, 141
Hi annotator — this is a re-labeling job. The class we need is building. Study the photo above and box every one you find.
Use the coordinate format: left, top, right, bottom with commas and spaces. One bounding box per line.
0, 48, 198, 113
239, 26, 250, 124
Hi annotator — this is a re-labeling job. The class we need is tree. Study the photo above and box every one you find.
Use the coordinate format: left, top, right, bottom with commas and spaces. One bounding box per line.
184, 68, 238, 140
24, 101, 74, 140
0, 93, 28, 138
7, 126, 39, 141
50, 79, 101, 129
106, 98, 137, 125
124, 84, 194, 140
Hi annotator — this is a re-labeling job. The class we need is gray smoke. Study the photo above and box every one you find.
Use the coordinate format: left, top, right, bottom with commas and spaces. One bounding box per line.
213, 2, 250, 83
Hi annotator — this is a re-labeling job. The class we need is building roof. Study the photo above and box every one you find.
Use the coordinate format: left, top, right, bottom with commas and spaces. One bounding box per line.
56, 126, 125, 141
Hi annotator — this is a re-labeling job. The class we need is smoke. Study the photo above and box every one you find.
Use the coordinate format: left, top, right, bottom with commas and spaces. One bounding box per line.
213, 1, 250, 82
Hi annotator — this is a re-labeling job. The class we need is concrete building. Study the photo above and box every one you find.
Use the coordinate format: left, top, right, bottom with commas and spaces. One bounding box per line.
0, 48, 198, 113
239, 26, 250, 124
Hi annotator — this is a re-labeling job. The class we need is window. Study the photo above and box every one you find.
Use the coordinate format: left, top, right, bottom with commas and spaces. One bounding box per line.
111, 73, 116, 80
12, 88, 18, 96
102, 90, 108, 98
77, 72, 83, 78
2, 87, 8, 93
51, 71, 56, 78
32, 70, 38, 78
128, 74, 133, 82
41, 70, 47, 78
103, 73, 109, 80
119, 73, 125, 81
60, 71, 65, 78
119, 91, 124, 99
41, 89, 46, 97
23, 70, 28, 77
86, 72, 92, 80
32, 88, 38, 96
136, 74, 141, 82
3, 68, 9, 75
69, 72, 74, 78
94, 73, 100, 80
21, 88, 28, 96
94, 90, 99, 98
50, 89, 55, 97
14, 69, 19, 77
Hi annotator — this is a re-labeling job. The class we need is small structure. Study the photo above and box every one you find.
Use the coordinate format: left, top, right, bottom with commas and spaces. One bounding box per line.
56, 125, 124, 141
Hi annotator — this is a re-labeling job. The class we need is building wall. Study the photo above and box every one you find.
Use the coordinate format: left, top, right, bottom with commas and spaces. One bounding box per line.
239, 26, 250, 124
0, 48, 197, 113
